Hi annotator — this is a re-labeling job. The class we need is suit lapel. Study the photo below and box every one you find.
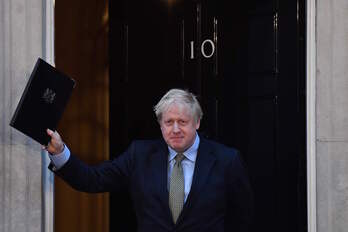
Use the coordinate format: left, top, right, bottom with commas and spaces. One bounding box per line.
177, 138, 216, 224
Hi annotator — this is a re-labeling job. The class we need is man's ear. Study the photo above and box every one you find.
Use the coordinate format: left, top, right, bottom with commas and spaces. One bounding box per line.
195, 119, 201, 130
159, 120, 164, 131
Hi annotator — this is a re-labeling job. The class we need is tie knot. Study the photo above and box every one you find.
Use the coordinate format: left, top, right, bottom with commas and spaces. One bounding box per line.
175, 153, 185, 163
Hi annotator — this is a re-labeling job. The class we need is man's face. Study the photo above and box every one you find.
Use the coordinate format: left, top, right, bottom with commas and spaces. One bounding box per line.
160, 103, 200, 153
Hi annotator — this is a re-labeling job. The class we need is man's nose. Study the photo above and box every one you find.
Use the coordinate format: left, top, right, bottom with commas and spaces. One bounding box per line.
173, 122, 180, 133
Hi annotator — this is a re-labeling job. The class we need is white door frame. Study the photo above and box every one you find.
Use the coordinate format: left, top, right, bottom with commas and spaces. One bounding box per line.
42, 0, 55, 232
306, 0, 317, 231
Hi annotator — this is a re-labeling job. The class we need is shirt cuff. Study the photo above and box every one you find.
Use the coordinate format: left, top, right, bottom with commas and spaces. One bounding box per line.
48, 145, 71, 170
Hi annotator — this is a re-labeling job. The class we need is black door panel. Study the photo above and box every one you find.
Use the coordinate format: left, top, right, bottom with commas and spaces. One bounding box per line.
109, 0, 306, 231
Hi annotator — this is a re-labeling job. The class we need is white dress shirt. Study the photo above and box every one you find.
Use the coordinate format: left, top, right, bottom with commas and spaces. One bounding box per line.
48, 144, 70, 170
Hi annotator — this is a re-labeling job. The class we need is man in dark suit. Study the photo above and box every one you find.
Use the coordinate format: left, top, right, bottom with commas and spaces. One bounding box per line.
45, 88, 253, 232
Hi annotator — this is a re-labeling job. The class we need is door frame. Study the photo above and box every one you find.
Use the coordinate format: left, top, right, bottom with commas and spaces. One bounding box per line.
44, 0, 318, 231
306, 0, 317, 232
42, 0, 55, 232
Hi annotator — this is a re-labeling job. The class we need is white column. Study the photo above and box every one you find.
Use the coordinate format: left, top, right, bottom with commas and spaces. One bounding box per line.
0, 0, 54, 231
316, 0, 348, 232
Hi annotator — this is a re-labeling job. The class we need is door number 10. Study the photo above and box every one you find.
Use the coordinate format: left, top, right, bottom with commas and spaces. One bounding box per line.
190, 39, 216, 59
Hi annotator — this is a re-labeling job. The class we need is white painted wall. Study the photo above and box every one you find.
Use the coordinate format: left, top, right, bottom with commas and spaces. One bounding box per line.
316, 0, 348, 231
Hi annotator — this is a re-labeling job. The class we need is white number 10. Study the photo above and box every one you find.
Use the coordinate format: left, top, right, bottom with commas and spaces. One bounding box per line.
190, 39, 215, 59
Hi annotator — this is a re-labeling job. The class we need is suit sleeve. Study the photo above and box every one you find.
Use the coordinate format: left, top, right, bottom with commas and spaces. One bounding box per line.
49, 141, 137, 193
225, 152, 254, 232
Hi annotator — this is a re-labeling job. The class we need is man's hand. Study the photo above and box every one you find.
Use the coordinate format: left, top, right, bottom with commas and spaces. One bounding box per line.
43, 129, 64, 155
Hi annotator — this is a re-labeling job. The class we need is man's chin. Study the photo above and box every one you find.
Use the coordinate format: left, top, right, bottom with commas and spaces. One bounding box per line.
169, 144, 186, 153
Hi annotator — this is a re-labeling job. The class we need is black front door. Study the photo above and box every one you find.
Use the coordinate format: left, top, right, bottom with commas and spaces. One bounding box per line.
109, 0, 307, 231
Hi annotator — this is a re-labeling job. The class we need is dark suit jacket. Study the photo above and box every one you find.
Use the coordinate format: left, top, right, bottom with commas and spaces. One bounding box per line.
52, 137, 253, 232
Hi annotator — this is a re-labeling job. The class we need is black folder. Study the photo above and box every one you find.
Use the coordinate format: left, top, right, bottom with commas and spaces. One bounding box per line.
10, 58, 76, 145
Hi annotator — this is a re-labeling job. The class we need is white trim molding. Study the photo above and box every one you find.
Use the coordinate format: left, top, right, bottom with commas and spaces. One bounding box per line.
42, 0, 55, 231
306, 0, 317, 231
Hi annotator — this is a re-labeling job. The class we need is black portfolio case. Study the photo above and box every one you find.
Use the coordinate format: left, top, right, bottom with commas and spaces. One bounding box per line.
10, 58, 75, 145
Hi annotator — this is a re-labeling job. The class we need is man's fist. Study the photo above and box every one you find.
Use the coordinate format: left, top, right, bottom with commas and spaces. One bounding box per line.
43, 129, 64, 155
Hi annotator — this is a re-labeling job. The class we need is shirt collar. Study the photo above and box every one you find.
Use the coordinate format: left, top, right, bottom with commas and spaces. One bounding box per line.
168, 133, 200, 162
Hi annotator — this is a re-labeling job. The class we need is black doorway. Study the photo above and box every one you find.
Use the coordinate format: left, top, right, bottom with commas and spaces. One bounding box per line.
109, 0, 307, 231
